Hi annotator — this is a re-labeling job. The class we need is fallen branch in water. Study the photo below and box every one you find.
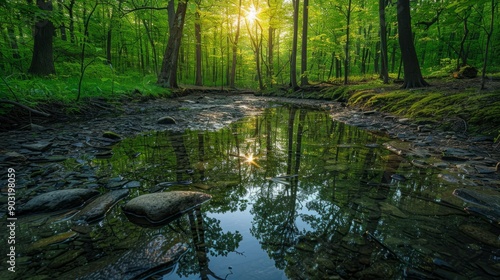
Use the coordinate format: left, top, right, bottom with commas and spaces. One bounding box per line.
0, 99, 51, 117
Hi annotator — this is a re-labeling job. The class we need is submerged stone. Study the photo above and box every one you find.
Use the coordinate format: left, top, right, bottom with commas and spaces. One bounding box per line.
73, 189, 129, 223
21, 141, 53, 152
78, 236, 187, 280
122, 191, 211, 227
19, 189, 100, 215
30, 231, 78, 251
102, 131, 122, 140
459, 224, 500, 248
157, 116, 177, 125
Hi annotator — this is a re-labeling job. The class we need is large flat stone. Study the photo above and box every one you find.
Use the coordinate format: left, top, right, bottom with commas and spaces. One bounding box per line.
122, 191, 211, 227
73, 189, 129, 223
19, 188, 100, 215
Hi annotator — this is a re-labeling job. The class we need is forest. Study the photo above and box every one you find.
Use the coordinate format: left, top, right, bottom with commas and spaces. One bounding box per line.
0, 0, 499, 101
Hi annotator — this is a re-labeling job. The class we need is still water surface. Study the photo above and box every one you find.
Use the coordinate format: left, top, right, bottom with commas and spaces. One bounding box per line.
5, 106, 500, 279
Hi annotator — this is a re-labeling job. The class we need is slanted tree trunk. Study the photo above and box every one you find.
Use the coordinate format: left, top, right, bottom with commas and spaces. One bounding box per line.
396, 0, 429, 88
158, 0, 188, 88
28, 0, 56, 76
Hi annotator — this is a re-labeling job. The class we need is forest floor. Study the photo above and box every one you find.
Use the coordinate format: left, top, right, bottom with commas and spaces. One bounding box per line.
1, 77, 499, 136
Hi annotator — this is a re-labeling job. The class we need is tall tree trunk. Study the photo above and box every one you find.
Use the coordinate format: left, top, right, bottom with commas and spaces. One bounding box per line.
267, 0, 275, 86
158, 0, 188, 88
379, 0, 389, 83
396, 0, 429, 88
56, 0, 67, 41
141, 18, 159, 75
480, 0, 497, 90
290, 0, 299, 89
230, 0, 242, 88
300, 0, 309, 86
344, 0, 352, 85
28, 0, 56, 76
194, 0, 203, 86
457, 9, 471, 70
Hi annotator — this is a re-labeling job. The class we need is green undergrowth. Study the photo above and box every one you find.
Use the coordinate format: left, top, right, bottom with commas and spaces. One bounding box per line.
0, 70, 170, 115
350, 85, 500, 135
263, 76, 500, 136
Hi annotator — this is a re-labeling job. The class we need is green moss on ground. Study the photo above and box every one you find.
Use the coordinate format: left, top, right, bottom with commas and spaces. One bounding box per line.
271, 78, 500, 136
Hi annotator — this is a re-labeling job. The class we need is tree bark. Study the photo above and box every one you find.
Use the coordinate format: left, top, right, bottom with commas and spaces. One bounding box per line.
396, 0, 429, 88
344, 0, 352, 85
379, 0, 389, 83
300, 0, 309, 86
28, 0, 56, 76
290, 0, 299, 89
158, 0, 188, 88
230, 0, 242, 88
194, 0, 203, 86
480, 0, 497, 90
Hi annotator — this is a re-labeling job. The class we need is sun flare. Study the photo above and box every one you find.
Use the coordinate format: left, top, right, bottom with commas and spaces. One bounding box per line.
246, 5, 258, 22
243, 153, 261, 168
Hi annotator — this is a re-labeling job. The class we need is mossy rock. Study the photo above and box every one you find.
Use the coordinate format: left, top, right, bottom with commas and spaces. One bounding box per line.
122, 191, 211, 227
102, 131, 122, 140
453, 65, 478, 79
19, 189, 100, 215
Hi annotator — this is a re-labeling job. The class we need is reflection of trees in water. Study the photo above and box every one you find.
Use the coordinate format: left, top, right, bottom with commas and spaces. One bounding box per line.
176, 207, 242, 279
245, 106, 407, 278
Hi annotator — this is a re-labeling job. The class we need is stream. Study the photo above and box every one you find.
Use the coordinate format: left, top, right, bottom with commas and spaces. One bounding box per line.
1, 98, 500, 279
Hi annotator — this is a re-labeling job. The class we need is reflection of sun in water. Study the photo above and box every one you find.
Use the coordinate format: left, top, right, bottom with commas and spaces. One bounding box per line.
243, 153, 260, 168
246, 5, 258, 22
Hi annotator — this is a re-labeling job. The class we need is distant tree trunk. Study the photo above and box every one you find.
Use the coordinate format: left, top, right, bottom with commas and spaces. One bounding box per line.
379, 0, 389, 83
396, 0, 429, 88
267, 0, 275, 86
480, 0, 497, 90
300, 0, 309, 86
28, 0, 56, 76
229, 0, 242, 88
267, 26, 275, 85
344, 0, 352, 85
290, 0, 299, 89
67, 0, 75, 43
457, 8, 471, 70
56, 0, 67, 41
158, 0, 188, 88
195, 0, 203, 86
141, 18, 159, 75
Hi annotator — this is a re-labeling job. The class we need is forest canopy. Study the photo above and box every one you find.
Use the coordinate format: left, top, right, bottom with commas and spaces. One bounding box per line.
0, 0, 498, 95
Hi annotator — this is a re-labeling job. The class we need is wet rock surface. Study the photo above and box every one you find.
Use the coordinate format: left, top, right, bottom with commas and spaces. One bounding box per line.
122, 191, 211, 227
18, 189, 100, 214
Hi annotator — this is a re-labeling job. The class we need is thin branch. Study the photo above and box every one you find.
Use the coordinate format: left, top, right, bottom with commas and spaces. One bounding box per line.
121, 6, 168, 16
0, 99, 51, 117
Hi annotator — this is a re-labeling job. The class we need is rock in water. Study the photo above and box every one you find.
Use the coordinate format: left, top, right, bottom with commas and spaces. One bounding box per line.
30, 231, 78, 251
19, 189, 100, 215
78, 236, 187, 280
102, 131, 123, 140
157, 116, 177, 125
122, 191, 211, 227
73, 189, 129, 223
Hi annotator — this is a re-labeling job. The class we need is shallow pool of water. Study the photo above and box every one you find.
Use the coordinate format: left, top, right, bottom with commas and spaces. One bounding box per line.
3, 106, 500, 279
